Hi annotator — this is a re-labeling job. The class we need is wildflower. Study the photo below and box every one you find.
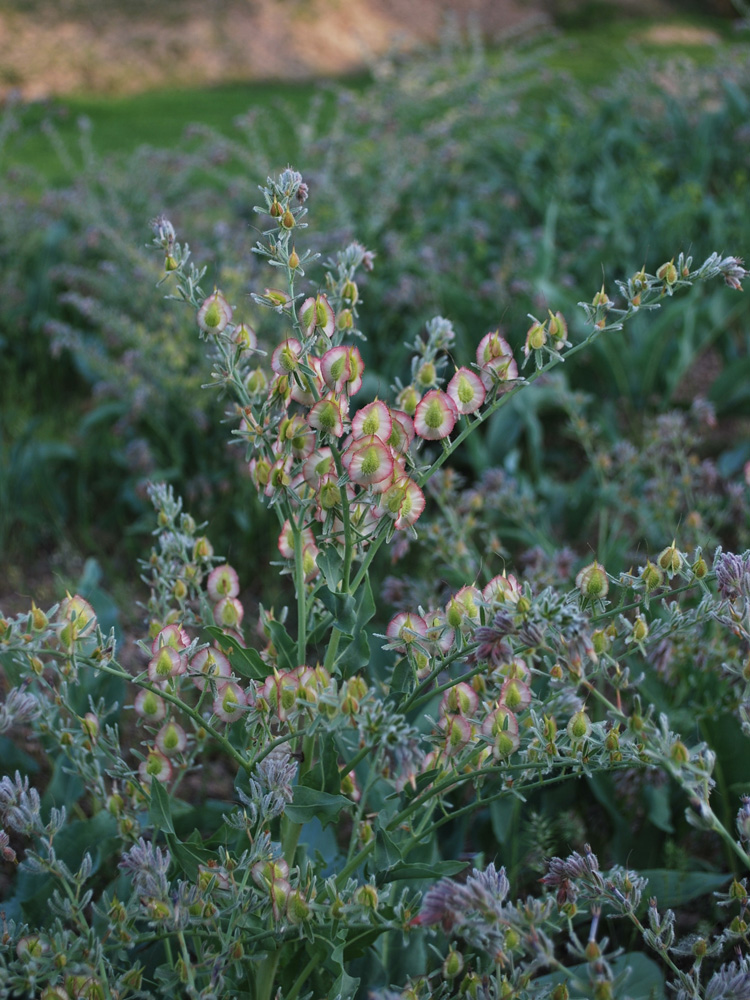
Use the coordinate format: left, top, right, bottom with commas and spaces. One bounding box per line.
715, 551, 750, 601
718, 256, 748, 291
119, 837, 171, 896
414, 389, 458, 440
0, 829, 16, 863
447, 367, 486, 415
0, 686, 41, 734
196, 289, 233, 335
0, 772, 42, 835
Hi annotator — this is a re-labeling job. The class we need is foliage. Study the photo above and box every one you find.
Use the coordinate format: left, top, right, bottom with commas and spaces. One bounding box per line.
1, 30, 749, 566
0, 168, 749, 999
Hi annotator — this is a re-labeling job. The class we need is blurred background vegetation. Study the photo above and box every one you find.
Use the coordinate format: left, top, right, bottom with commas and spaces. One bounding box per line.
0, 0, 749, 612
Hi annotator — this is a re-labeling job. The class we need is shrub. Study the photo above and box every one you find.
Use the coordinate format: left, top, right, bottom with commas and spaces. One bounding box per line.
0, 168, 748, 999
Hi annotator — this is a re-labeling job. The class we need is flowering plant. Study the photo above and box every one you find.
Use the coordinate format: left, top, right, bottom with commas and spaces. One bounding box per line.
0, 169, 749, 999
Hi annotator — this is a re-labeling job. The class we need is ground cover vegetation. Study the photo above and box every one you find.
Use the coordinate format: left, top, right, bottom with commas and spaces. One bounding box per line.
1, 13, 750, 1000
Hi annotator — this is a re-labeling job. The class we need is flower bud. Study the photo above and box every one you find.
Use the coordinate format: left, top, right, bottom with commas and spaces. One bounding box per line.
692, 555, 708, 579
286, 889, 311, 924
288, 247, 300, 269
670, 740, 690, 765
567, 709, 592, 741
197, 290, 233, 335
576, 561, 609, 599
632, 616, 649, 643
641, 561, 664, 592
355, 884, 378, 909
443, 948, 464, 980
658, 542, 682, 575
657, 260, 678, 285
281, 209, 295, 229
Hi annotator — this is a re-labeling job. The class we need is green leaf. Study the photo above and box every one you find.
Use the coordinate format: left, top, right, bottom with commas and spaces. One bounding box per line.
318, 588, 356, 636
318, 546, 343, 592
377, 860, 467, 885
166, 832, 214, 881
534, 951, 665, 1000
266, 619, 298, 672
328, 970, 360, 1000
203, 626, 268, 679
641, 869, 730, 909
334, 578, 376, 678
148, 779, 175, 835
286, 786, 351, 827
388, 658, 413, 700
489, 797, 517, 846
301, 732, 341, 796
643, 784, 673, 833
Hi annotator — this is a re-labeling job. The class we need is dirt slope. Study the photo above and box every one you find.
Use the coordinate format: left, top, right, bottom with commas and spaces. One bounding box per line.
0, 0, 670, 100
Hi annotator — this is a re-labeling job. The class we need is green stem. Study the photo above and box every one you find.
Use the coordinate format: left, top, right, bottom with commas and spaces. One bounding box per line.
293, 513, 307, 663
285, 949, 322, 1000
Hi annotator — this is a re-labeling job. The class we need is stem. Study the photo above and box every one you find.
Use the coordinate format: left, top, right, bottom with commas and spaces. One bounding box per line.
285, 949, 321, 1000
293, 512, 307, 663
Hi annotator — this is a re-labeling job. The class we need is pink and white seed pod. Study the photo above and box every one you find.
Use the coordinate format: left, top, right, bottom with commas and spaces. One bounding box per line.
351, 400, 392, 442
150, 623, 190, 654
499, 677, 533, 712
299, 294, 335, 341
414, 389, 458, 441
440, 714, 473, 756
440, 681, 479, 718
483, 573, 522, 608
206, 565, 240, 602
155, 721, 188, 756
213, 681, 247, 723
388, 409, 416, 453
447, 367, 487, 415
139, 749, 173, 785
308, 394, 347, 438
190, 646, 231, 691
481, 705, 520, 759
134, 688, 166, 722
271, 338, 303, 376
197, 289, 233, 335
342, 436, 394, 488
320, 345, 352, 395
148, 645, 187, 684
214, 597, 244, 629
385, 611, 428, 653
378, 476, 425, 530
302, 447, 335, 489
